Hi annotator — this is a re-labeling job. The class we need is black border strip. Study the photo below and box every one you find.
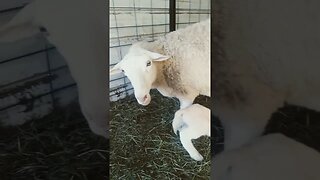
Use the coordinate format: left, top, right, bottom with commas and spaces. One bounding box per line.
106, 0, 110, 178
210, 0, 214, 178
169, 0, 176, 32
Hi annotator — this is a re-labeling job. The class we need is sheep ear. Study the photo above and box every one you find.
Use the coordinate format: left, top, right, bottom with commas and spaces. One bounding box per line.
145, 50, 170, 61
110, 62, 123, 76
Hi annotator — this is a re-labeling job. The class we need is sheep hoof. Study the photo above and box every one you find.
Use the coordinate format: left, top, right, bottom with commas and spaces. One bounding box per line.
174, 129, 178, 135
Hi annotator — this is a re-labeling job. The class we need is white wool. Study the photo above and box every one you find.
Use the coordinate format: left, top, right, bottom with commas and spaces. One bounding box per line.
172, 104, 210, 161
111, 19, 210, 109
213, 134, 320, 180
0, 0, 108, 138
156, 19, 210, 97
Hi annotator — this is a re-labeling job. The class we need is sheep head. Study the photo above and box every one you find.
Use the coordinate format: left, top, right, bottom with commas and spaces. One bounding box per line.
110, 42, 170, 106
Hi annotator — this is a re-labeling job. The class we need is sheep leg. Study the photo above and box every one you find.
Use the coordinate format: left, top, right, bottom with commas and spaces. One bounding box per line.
177, 89, 199, 109
178, 94, 197, 109
180, 130, 203, 161
179, 99, 193, 109
172, 110, 184, 135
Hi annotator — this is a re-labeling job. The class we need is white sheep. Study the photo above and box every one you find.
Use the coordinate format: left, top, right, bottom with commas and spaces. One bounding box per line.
172, 103, 210, 161
213, 133, 320, 180
110, 19, 210, 109
0, 0, 108, 138
213, 0, 320, 151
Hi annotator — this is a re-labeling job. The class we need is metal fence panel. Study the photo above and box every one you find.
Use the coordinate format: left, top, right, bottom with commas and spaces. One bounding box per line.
0, 3, 78, 125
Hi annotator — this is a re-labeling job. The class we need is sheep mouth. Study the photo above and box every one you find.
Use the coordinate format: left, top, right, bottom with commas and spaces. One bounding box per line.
137, 95, 151, 106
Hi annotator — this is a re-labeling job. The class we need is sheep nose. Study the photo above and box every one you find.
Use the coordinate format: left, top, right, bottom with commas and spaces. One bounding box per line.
143, 95, 148, 102
136, 94, 149, 105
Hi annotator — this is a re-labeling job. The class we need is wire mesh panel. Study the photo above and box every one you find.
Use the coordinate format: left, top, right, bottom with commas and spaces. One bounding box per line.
109, 0, 170, 101
109, 0, 211, 102
0, 2, 78, 125
176, 0, 211, 29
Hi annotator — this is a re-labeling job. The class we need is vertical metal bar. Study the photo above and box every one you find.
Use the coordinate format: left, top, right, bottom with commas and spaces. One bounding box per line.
169, 0, 176, 31
129, 0, 141, 96
111, 0, 122, 58
151, 0, 155, 41
177, 0, 179, 29
165, 0, 168, 33
210, 0, 214, 160
198, 0, 202, 21
208, 0, 211, 19
44, 41, 56, 109
106, 0, 110, 175
111, 0, 127, 98
188, 0, 191, 25
133, 0, 140, 40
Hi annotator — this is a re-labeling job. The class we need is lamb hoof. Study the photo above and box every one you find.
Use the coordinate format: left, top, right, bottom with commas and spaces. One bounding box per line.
191, 154, 204, 161
172, 125, 178, 135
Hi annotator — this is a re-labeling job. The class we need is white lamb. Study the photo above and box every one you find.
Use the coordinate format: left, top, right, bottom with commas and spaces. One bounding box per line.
110, 19, 210, 109
172, 104, 210, 161
0, 0, 108, 138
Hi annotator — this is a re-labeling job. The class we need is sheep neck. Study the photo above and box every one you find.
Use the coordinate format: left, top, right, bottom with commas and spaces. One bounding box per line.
144, 38, 188, 96
152, 61, 169, 89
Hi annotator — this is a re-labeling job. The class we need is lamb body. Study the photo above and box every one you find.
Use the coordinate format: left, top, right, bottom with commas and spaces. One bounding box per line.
110, 19, 210, 109
172, 104, 210, 161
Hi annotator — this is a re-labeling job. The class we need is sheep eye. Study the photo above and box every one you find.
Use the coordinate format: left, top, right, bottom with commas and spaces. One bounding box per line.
121, 69, 125, 73
146, 61, 151, 67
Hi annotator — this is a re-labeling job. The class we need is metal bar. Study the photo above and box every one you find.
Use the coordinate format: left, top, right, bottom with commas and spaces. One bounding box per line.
0, 5, 25, 14
210, 0, 214, 156
0, 65, 68, 89
44, 41, 56, 108
110, 7, 209, 12
109, 76, 127, 83
151, 0, 155, 41
110, 88, 134, 98
176, 21, 200, 25
110, 38, 155, 48
0, 83, 76, 112
188, 0, 191, 24
165, 0, 168, 32
109, 32, 166, 41
110, 23, 169, 29
199, 0, 202, 21
132, 0, 140, 40
0, 47, 56, 65
169, 0, 176, 31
